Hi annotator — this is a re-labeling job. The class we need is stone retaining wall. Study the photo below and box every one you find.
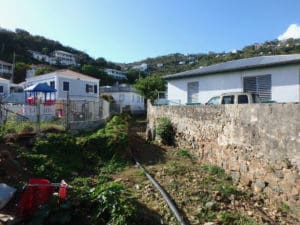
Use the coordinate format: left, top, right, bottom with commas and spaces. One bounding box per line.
147, 102, 300, 208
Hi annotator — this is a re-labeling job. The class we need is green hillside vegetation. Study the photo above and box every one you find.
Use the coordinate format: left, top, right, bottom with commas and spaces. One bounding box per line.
128, 38, 300, 76
2, 27, 300, 84
0, 28, 121, 85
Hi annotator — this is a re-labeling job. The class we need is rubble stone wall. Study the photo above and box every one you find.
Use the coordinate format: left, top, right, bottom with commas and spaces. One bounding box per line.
147, 102, 300, 207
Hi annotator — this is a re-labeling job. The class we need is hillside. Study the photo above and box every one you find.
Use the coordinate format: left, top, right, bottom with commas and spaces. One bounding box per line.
127, 38, 300, 76
0, 28, 120, 84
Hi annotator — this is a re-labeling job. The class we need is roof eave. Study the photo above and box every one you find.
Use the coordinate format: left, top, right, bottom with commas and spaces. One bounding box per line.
164, 59, 300, 80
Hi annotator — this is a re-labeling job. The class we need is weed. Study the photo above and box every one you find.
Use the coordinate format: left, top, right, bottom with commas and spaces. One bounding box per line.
201, 164, 226, 176
101, 158, 128, 174
176, 148, 194, 160
90, 182, 137, 225
217, 211, 260, 225
155, 117, 175, 145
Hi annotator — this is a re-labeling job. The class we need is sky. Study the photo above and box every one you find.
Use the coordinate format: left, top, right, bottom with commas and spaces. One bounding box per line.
0, 0, 300, 63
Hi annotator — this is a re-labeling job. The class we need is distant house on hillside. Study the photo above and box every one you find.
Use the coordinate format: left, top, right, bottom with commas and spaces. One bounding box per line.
51, 50, 76, 66
0, 60, 13, 77
28, 50, 77, 66
25, 69, 99, 101
104, 69, 127, 80
100, 84, 145, 114
164, 54, 300, 104
132, 63, 147, 72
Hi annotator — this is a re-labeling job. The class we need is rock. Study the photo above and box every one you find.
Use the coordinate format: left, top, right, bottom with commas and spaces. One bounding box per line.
231, 172, 240, 184
205, 201, 216, 209
253, 179, 266, 192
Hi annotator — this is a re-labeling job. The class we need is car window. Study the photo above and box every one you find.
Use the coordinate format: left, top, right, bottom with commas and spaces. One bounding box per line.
238, 95, 248, 104
207, 96, 220, 105
222, 95, 234, 104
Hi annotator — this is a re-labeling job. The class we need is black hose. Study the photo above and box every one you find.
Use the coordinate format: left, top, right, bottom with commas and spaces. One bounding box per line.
132, 155, 189, 225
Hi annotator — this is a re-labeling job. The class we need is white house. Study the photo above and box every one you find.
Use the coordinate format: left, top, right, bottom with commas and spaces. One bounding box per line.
0, 78, 10, 97
104, 69, 127, 80
0, 60, 13, 77
25, 69, 99, 101
51, 50, 76, 66
132, 63, 148, 71
100, 84, 145, 114
28, 50, 50, 63
164, 54, 300, 104
28, 50, 77, 66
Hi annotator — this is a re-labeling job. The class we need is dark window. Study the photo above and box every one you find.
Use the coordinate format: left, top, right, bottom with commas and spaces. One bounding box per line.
94, 85, 97, 94
238, 95, 248, 104
0, 86, 3, 93
86, 84, 93, 93
222, 95, 234, 104
50, 81, 55, 88
63, 82, 69, 91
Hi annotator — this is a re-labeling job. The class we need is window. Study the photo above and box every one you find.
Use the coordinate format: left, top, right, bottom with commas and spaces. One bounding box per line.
94, 85, 97, 94
50, 81, 55, 88
222, 95, 234, 104
0, 86, 3, 93
238, 95, 248, 104
86, 84, 93, 93
187, 82, 199, 103
63, 82, 69, 91
207, 96, 220, 105
244, 75, 271, 101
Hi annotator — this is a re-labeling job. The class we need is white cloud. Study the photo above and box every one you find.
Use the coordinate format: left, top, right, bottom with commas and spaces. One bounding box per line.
278, 24, 300, 40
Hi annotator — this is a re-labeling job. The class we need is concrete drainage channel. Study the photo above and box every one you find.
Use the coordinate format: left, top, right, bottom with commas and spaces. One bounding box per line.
131, 155, 189, 225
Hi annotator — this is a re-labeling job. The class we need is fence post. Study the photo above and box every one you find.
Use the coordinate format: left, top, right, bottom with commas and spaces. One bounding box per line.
36, 99, 41, 134
66, 92, 70, 130
0, 95, 2, 124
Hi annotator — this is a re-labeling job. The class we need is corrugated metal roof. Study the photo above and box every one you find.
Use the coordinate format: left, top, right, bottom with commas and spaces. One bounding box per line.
164, 54, 300, 80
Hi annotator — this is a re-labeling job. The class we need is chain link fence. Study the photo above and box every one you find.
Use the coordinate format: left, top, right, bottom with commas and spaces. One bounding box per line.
0, 96, 113, 132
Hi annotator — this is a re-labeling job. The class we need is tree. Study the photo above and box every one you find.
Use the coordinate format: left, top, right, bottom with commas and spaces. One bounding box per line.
14, 62, 29, 83
126, 69, 140, 84
81, 64, 98, 76
134, 75, 166, 102
35, 67, 54, 76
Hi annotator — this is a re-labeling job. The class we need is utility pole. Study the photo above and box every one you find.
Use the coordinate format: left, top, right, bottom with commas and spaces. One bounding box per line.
11, 51, 15, 83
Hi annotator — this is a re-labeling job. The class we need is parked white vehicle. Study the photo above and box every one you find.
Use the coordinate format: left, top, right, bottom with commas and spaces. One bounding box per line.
206, 92, 261, 105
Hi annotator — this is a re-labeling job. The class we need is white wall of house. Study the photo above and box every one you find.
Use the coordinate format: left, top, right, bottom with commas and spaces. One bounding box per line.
167, 64, 300, 104
0, 78, 10, 97
25, 71, 99, 101
109, 92, 145, 112
104, 69, 127, 80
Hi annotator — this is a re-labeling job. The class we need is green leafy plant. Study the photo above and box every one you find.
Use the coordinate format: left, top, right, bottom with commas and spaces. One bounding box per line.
155, 117, 175, 145
90, 182, 137, 225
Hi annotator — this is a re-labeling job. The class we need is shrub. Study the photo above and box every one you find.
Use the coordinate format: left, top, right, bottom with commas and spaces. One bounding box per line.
90, 182, 137, 225
155, 117, 175, 145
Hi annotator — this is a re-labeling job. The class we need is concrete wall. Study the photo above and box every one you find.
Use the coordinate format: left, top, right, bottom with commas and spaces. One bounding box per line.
167, 65, 300, 104
148, 103, 300, 207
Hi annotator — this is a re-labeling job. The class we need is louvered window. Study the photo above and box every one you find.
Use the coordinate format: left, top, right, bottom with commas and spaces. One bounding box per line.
187, 82, 199, 103
243, 75, 271, 101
